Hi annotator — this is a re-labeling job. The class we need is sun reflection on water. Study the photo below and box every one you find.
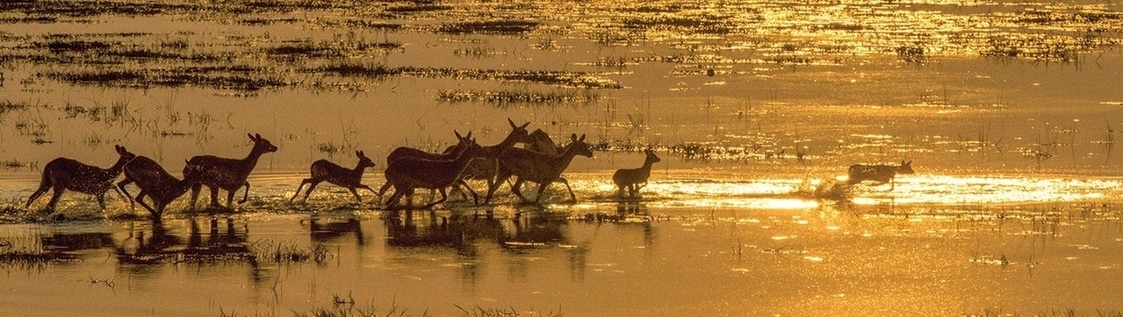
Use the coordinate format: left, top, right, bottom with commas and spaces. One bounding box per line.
583, 173, 1123, 209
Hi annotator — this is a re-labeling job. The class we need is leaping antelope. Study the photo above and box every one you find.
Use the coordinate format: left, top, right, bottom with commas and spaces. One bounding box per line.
292, 150, 377, 203
26, 145, 136, 213
117, 156, 198, 219
847, 160, 914, 190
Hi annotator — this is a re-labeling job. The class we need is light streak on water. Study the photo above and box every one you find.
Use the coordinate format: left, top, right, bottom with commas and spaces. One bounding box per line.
573, 173, 1123, 209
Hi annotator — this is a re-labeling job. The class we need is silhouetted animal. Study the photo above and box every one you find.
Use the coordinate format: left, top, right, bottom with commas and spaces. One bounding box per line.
378, 131, 475, 200
292, 150, 377, 203
613, 149, 661, 198
492, 133, 594, 203
462, 119, 533, 204
847, 160, 914, 190
26, 145, 136, 213
383, 132, 485, 210
117, 156, 197, 219
183, 133, 277, 209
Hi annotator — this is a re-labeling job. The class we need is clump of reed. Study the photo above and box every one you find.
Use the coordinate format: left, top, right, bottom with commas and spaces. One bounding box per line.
437, 89, 599, 106
434, 20, 539, 34
0, 238, 78, 268
250, 240, 331, 264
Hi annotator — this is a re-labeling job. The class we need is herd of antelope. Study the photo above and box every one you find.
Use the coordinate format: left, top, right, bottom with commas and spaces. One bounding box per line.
20, 118, 916, 220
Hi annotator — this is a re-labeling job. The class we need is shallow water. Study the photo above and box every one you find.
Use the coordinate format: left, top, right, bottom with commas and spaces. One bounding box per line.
2, 0, 1123, 315
2, 174, 1123, 316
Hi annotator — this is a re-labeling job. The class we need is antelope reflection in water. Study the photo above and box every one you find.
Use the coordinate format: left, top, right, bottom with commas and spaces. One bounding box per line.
113, 218, 252, 262
305, 216, 365, 246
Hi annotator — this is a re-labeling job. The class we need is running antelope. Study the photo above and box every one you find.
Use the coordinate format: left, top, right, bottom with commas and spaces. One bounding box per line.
183, 133, 278, 209
382, 132, 485, 210
292, 150, 377, 203
117, 156, 198, 219
613, 149, 661, 198
378, 131, 474, 200
26, 145, 136, 213
461, 119, 533, 204
491, 133, 593, 203
847, 160, 914, 190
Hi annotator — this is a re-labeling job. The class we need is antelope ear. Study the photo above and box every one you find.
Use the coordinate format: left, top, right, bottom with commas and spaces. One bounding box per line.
454, 130, 463, 140
519, 121, 530, 129
578, 134, 586, 142
255, 133, 263, 140
906, 160, 912, 165
248, 133, 256, 141
508, 118, 516, 128
570, 133, 578, 141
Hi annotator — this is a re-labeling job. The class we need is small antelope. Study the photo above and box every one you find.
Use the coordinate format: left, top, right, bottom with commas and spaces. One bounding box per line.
492, 133, 594, 203
183, 133, 278, 209
26, 144, 136, 213
613, 149, 661, 198
460, 118, 534, 204
292, 150, 377, 203
117, 156, 197, 219
382, 132, 485, 210
378, 131, 474, 199
847, 160, 914, 190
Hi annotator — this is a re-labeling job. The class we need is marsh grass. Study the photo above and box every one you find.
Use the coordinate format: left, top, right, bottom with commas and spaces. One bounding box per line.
265, 37, 402, 60
437, 89, 599, 106
42, 66, 289, 91
434, 20, 539, 35
250, 239, 331, 264
0, 236, 78, 269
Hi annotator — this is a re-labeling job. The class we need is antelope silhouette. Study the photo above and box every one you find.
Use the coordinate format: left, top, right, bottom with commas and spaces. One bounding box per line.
847, 160, 914, 190
613, 149, 661, 198
26, 145, 136, 213
117, 156, 198, 219
382, 131, 485, 210
292, 150, 377, 203
183, 133, 277, 209
492, 133, 593, 203
458, 119, 533, 204
378, 131, 475, 200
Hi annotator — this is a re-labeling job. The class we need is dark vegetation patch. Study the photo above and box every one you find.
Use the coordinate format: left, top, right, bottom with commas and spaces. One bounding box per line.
0, 1, 195, 18
322, 19, 403, 30
235, 17, 300, 25
384, 3, 453, 16
1014, 10, 1123, 31
433, 20, 540, 34
976, 32, 1119, 63
21, 36, 231, 65
40, 66, 289, 91
0, 248, 78, 266
437, 89, 600, 106
0, 160, 38, 170
0, 100, 31, 120
313, 63, 623, 89
264, 38, 403, 60
0, 0, 342, 18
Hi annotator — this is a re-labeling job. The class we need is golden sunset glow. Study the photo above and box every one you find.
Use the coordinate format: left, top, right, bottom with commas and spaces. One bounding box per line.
3, 0, 1123, 315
